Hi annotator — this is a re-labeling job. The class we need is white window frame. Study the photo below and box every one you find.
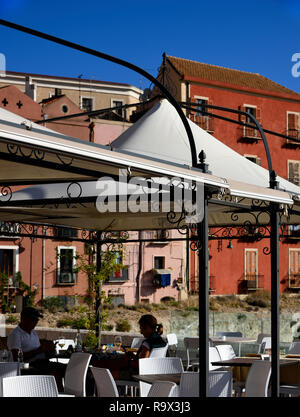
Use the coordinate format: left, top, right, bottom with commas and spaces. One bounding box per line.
57, 246, 76, 285
194, 95, 209, 116
111, 98, 125, 117
286, 111, 300, 129
244, 154, 261, 165
287, 159, 300, 185
0, 245, 19, 287
80, 96, 94, 112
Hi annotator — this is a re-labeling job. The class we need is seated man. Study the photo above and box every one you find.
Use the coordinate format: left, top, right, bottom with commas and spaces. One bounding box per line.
7, 306, 66, 391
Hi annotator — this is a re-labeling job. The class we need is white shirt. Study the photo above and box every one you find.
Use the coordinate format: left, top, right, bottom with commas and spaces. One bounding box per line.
7, 325, 46, 362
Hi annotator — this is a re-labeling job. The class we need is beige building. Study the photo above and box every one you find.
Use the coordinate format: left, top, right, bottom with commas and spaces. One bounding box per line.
0, 70, 143, 119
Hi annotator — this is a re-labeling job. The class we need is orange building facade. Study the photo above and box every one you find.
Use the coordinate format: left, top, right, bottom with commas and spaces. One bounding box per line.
158, 56, 300, 295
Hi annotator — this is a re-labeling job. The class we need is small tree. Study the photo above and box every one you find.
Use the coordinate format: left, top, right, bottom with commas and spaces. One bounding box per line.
59, 239, 126, 347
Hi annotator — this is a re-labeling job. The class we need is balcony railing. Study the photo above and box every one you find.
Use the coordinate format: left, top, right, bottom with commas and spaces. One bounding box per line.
286, 128, 300, 145
56, 271, 77, 285
289, 274, 300, 289
190, 114, 214, 132
238, 125, 261, 141
242, 274, 264, 290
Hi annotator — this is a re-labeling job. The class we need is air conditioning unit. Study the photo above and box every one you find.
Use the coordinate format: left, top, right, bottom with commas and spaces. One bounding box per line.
60, 272, 74, 283
0, 222, 19, 236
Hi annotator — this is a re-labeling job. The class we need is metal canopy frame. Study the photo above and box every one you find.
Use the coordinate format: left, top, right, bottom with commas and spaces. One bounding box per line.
0, 19, 296, 398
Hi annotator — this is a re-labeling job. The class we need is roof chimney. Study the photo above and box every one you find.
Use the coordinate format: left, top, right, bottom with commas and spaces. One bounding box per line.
25, 76, 36, 101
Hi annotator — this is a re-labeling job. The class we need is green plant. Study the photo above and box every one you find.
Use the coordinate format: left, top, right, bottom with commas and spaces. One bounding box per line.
246, 291, 270, 308
56, 318, 74, 328
6, 314, 18, 324
15, 272, 38, 307
71, 317, 88, 330
72, 240, 127, 346
115, 319, 131, 332
41, 296, 64, 313
84, 331, 98, 349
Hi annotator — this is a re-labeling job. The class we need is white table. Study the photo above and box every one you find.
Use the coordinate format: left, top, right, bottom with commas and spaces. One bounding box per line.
210, 337, 257, 356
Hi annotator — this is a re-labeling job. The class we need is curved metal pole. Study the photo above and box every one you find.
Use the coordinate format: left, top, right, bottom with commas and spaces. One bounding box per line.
0, 19, 198, 168
185, 101, 280, 397
185, 101, 278, 189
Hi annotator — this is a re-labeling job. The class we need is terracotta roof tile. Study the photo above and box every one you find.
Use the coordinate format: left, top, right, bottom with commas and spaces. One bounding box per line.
167, 55, 300, 97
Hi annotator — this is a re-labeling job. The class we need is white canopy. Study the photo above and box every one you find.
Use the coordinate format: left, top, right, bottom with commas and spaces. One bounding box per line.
0, 102, 298, 230
112, 99, 300, 199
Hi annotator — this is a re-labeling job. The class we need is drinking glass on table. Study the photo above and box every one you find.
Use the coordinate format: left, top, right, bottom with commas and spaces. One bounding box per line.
57, 339, 65, 353
114, 336, 122, 351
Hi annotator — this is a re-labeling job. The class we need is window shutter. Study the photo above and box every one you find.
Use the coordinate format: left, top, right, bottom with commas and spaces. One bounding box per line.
239, 105, 247, 123
208, 99, 214, 131
255, 107, 261, 124
288, 113, 298, 130
295, 162, 300, 184
245, 250, 257, 278
290, 251, 299, 275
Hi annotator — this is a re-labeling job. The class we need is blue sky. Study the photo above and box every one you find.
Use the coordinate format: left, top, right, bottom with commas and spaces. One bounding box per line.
1, 0, 300, 93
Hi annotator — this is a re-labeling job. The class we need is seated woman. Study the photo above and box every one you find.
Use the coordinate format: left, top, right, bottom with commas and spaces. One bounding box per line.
134, 314, 167, 359
118, 314, 167, 381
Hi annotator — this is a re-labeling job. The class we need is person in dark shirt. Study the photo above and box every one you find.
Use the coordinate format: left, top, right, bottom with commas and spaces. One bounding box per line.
135, 314, 167, 359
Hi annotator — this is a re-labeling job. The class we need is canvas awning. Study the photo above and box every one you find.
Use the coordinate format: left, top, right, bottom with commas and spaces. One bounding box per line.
0, 107, 227, 189
112, 99, 300, 201
0, 103, 297, 230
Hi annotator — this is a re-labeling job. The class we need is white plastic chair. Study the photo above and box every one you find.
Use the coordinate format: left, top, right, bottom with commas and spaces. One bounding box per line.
209, 346, 222, 370
259, 337, 272, 353
0, 362, 20, 397
2, 375, 59, 397
90, 366, 119, 397
179, 371, 232, 397
148, 381, 178, 397
131, 337, 144, 349
244, 360, 271, 397
139, 357, 184, 397
215, 344, 236, 361
179, 372, 199, 397
63, 352, 92, 397
287, 342, 300, 354
166, 333, 178, 356
208, 370, 232, 397
280, 344, 300, 396
183, 337, 199, 371
149, 344, 168, 358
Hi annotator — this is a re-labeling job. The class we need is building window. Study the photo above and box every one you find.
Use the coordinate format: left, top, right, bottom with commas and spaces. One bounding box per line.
81, 97, 94, 112
240, 105, 261, 138
244, 155, 261, 166
288, 160, 300, 185
195, 98, 208, 116
192, 96, 213, 132
57, 246, 76, 285
154, 256, 165, 269
289, 249, 300, 288
243, 249, 259, 290
111, 99, 124, 117
0, 246, 18, 287
287, 112, 300, 141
